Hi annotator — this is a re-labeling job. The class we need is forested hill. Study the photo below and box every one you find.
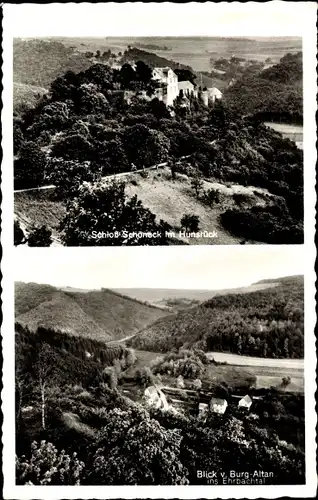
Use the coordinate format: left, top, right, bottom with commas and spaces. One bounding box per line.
224, 52, 303, 123
15, 282, 168, 342
120, 47, 194, 72
14, 39, 91, 89
255, 275, 303, 286
129, 275, 304, 358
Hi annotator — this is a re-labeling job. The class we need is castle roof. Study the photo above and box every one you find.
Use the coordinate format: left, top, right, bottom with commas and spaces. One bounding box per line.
208, 87, 223, 97
178, 80, 194, 90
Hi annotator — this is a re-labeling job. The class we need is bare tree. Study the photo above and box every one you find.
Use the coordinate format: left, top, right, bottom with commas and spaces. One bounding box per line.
34, 343, 56, 430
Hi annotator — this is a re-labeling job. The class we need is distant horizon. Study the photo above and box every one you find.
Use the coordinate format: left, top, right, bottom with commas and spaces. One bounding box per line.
16, 35, 302, 40
14, 245, 304, 291
14, 273, 304, 294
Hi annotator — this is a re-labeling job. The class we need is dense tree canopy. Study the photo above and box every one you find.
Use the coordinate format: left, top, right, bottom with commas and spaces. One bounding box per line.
59, 180, 169, 246
130, 277, 304, 357
14, 54, 303, 245
224, 53, 303, 123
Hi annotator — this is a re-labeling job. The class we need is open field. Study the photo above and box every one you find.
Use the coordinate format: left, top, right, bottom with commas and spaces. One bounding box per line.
43, 36, 302, 73
204, 364, 256, 390
121, 348, 303, 396
265, 122, 303, 148
264, 122, 303, 136
256, 375, 303, 393
208, 351, 304, 369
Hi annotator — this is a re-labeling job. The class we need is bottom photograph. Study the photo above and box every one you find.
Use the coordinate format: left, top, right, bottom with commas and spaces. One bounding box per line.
14, 246, 305, 486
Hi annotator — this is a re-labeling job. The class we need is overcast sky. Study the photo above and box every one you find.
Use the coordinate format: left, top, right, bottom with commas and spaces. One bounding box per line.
4, 2, 315, 37
14, 246, 304, 291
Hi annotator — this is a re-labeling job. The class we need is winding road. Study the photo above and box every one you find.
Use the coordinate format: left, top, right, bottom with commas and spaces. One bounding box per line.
14, 155, 192, 194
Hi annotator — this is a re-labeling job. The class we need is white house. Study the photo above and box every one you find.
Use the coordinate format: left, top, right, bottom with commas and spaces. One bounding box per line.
200, 87, 223, 107
144, 385, 169, 411
178, 80, 197, 98
207, 87, 223, 103
198, 402, 209, 421
210, 397, 228, 414
152, 67, 179, 106
238, 395, 253, 410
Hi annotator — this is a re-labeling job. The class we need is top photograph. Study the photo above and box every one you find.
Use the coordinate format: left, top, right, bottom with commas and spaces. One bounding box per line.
13, 36, 304, 246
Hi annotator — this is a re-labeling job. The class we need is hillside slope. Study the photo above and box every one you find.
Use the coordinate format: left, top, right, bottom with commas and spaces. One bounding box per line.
15, 282, 168, 342
13, 82, 49, 114
14, 38, 92, 89
64, 288, 168, 338
224, 52, 303, 122
129, 276, 304, 358
112, 281, 278, 310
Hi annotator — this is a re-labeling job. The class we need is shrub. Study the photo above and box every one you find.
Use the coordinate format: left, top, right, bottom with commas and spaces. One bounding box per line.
233, 193, 251, 206
14, 220, 26, 245
140, 170, 149, 178
190, 173, 204, 198
27, 225, 53, 247
192, 378, 202, 391
205, 188, 221, 206
135, 366, 155, 387
16, 440, 85, 485
102, 367, 118, 389
180, 213, 200, 232
220, 206, 303, 244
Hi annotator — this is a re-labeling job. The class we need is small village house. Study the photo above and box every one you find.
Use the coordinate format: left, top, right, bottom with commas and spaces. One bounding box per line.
144, 385, 169, 411
210, 397, 228, 414
198, 402, 209, 421
207, 87, 223, 103
238, 394, 253, 410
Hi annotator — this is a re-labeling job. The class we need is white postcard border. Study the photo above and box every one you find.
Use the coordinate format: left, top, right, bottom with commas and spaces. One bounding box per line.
2, 2, 317, 499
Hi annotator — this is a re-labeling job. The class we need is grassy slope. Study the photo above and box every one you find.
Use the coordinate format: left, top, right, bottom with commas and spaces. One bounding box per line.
14, 38, 91, 88
13, 38, 91, 111
14, 190, 65, 243
126, 170, 273, 245
17, 292, 112, 342
15, 282, 168, 342
65, 289, 168, 339
15, 169, 274, 246
13, 82, 49, 112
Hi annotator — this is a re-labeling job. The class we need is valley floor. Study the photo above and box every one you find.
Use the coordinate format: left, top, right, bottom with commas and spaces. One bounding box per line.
121, 348, 304, 402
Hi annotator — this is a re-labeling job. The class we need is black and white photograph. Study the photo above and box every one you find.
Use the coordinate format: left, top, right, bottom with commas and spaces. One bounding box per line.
13, 247, 306, 486
13, 33, 305, 246
2, 2, 317, 499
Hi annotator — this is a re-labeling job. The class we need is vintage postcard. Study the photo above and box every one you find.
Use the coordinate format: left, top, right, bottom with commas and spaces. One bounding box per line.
1, 1, 317, 499
4, 244, 317, 499
6, 4, 316, 247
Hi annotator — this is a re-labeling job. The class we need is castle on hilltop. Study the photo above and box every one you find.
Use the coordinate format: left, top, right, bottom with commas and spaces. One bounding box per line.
152, 66, 223, 107
121, 63, 223, 109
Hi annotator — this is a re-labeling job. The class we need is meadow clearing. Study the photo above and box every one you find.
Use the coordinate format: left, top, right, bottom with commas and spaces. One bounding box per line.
15, 168, 273, 246
120, 348, 304, 400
